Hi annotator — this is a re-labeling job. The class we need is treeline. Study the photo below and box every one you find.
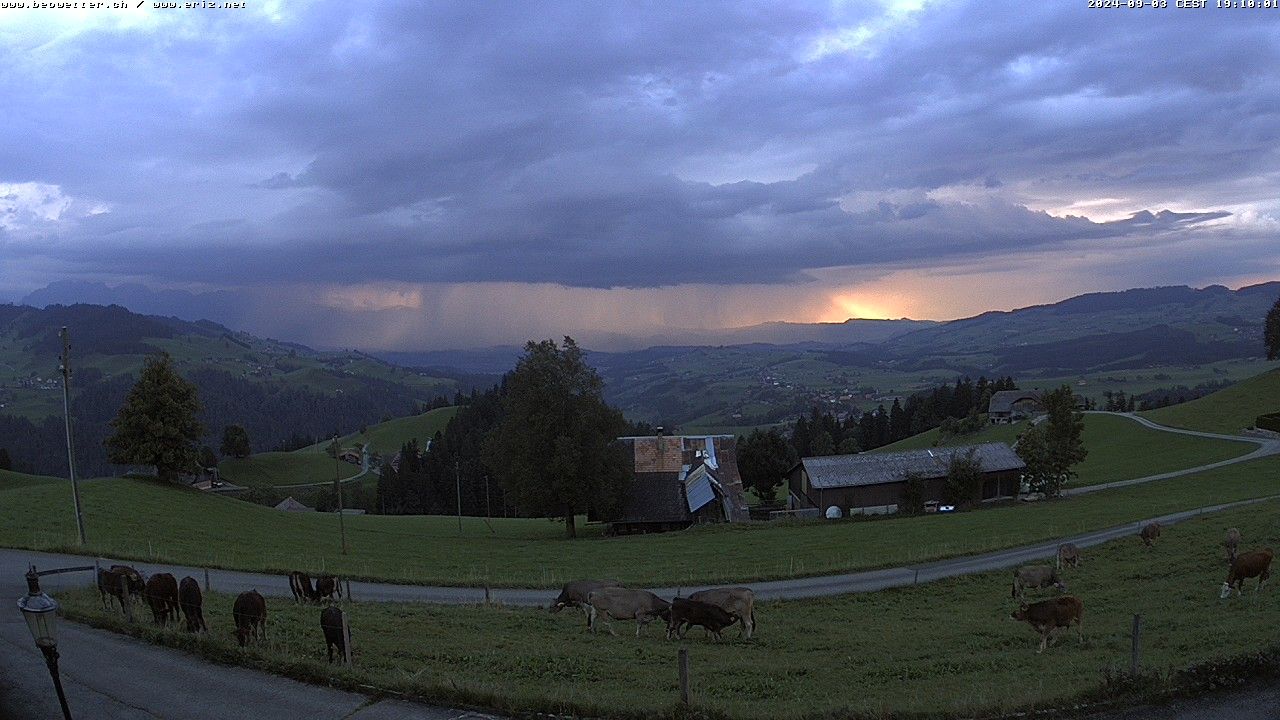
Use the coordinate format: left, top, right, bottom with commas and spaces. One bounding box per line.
789, 376, 1018, 457
0, 367, 419, 477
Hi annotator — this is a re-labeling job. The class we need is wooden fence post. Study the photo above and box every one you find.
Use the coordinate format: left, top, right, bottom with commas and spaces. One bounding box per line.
345, 578, 352, 602
678, 648, 690, 705
122, 581, 134, 624
484, 584, 491, 605
204, 568, 210, 592
1130, 613, 1142, 675
341, 610, 353, 666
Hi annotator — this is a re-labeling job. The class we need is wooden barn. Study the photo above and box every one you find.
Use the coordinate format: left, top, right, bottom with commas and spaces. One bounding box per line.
787, 442, 1025, 516
600, 434, 751, 534
987, 390, 1044, 424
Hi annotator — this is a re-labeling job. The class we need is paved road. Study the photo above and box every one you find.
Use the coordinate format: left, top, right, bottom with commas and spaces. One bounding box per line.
0, 560, 499, 720
1081, 683, 1280, 720
1066, 412, 1280, 497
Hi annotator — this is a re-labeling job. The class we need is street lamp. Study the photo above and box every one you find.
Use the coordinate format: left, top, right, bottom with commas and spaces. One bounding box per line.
17, 568, 72, 720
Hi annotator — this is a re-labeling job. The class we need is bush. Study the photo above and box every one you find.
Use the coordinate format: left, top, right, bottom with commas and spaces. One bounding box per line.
1257, 412, 1280, 433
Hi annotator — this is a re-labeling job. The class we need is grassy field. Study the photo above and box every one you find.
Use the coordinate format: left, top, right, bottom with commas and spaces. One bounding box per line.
874, 413, 1252, 487
295, 406, 458, 456
4, 454, 1280, 588
1143, 366, 1280, 434
0, 467, 65, 489
218, 452, 363, 489
54, 499, 1280, 719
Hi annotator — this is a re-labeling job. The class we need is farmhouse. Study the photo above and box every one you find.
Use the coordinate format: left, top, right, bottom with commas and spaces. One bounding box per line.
274, 496, 314, 512
601, 434, 751, 534
987, 390, 1044, 424
787, 442, 1025, 516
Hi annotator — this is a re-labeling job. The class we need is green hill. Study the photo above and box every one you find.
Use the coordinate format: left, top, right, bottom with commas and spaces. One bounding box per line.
1142, 366, 1280, 434
0, 467, 64, 490
218, 452, 363, 489
295, 406, 459, 457
873, 413, 1252, 488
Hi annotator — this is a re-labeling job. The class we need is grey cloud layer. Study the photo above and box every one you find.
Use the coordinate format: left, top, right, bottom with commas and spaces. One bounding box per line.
2, 0, 1277, 291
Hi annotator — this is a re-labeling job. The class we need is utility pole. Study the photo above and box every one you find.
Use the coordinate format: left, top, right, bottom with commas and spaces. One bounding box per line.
455, 460, 463, 534
333, 435, 347, 555
59, 328, 87, 546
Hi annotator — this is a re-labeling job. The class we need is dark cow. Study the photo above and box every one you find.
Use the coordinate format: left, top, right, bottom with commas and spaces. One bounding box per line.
143, 573, 180, 626
550, 580, 623, 627
319, 606, 347, 663
586, 587, 671, 637
1011, 565, 1066, 601
178, 576, 206, 633
288, 571, 315, 603
314, 575, 342, 603
666, 598, 739, 641
1140, 522, 1162, 548
1056, 543, 1082, 570
98, 564, 145, 613
688, 587, 756, 640
233, 590, 267, 647
1225, 528, 1242, 564
1011, 595, 1085, 654
1220, 548, 1273, 599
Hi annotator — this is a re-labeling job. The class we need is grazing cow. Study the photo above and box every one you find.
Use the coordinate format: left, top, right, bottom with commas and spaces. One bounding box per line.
549, 580, 623, 627
1011, 565, 1066, 601
232, 590, 267, 647
177, 576, 206, 633
1056, 543, 1082, 570
1140, 522, 1162, 548
314, 575, 342, 603
143, 573, 181, 626
688, 587, 756, 640
666, 598, 739, 641
1225, 528, 1242, 564
288, 571, 315, 603
1011, 596, 1085, 654
319, 606, 347, 663
1220, 548, 1273, 599
586, 587, 671, 637
98, 564, 145, 612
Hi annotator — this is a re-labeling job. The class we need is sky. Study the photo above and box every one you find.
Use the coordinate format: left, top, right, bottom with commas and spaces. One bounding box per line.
1, 0, 1278, 350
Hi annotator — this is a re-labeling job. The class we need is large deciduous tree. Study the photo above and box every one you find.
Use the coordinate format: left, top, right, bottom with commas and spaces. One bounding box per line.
106, 353, 204, 482
220, 424, 252, 459
737, 428, 797, 506
1016, 385, 1087, 497
1266, 296, 1280, 361
483, 338, 629, 538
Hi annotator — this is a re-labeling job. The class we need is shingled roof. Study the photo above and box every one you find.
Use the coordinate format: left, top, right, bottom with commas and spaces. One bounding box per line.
800, 442, 1025, 489
988, 390, 1043, 414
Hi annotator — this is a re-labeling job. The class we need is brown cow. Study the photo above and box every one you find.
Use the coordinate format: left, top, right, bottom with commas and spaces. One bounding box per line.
178, 576, 206, 633
288, 571, 315, 603
319, 606, 347, 663
666, 598, 739, 641
143, 573, 180, 626
1011, 565, 1066, 601
1224, 528, 1242, 564
314, 575, 342, 603
550, 580, 623, 627
1056, 543, 1082, 570
97, 564, 144, 613
233, 590, 267, 647
688, 587, 756, 639
586, 587, 671, 637
1140, 522, 1162, 547
1011, 596, 1085, 653
1220, 548, 1273, 599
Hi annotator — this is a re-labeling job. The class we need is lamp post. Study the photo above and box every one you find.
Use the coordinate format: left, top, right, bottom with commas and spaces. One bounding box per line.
17, 568, 72, 720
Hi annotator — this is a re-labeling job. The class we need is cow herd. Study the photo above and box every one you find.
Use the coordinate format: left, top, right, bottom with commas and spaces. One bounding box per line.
1007, 522, 1274, 653
95, 564, 349, 661
549, 580, 756, 641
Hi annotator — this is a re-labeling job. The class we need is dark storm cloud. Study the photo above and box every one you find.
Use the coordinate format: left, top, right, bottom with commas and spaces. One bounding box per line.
2, 0, 1278, 292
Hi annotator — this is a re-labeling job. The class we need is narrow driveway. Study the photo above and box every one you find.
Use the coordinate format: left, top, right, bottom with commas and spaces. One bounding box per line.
1066, 412, 1280, 496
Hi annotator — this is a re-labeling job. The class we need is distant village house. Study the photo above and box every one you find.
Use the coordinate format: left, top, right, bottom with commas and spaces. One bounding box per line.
987, 390, 1044, 424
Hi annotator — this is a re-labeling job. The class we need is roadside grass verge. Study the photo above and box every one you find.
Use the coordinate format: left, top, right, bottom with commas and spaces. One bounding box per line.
5, 454, 1280, 589
54, 499, 1280, 719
